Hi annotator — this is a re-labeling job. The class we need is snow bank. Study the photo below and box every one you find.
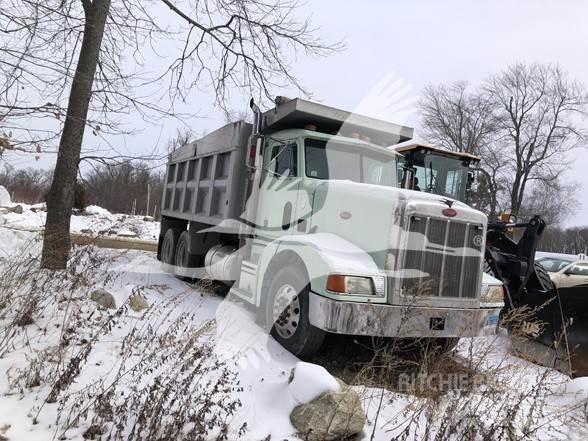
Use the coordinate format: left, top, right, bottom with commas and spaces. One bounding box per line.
289, 362, 341, 405
0, 185, 10, 205
85, 205, 111, 216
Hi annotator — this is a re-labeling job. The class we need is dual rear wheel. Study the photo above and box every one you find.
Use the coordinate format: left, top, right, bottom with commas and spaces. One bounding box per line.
161, 228, 197, 278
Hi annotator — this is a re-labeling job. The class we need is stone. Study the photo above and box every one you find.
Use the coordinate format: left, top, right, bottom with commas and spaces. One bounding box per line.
0, 185, 10, 206
10, 204, 23, 214
128, 293, 149, 312
80, 229, 94, 235
290, 378, 366, 441
90, 289, 116, 309
143, 216, 154, 222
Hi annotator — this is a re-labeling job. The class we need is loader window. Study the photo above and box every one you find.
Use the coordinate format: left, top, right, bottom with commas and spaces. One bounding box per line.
410, 152, 469, 202
304, 139, 397, 187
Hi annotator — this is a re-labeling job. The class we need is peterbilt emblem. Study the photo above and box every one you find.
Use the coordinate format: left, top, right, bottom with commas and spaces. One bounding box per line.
440, 198, 454, 208
473, 235, 484, 246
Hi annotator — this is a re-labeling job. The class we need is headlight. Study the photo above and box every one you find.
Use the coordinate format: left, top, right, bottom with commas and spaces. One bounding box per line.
480, 284, 505, 304
326, 274, 384, 296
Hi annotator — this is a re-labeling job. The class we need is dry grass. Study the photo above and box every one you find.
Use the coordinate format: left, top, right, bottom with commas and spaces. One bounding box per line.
0, 239, 243, 440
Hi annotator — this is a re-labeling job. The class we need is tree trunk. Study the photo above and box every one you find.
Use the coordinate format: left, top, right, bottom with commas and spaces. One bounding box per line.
41, 0, 111, 269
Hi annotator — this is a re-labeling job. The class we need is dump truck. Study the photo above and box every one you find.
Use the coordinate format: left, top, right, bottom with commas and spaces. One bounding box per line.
157, 98, 503, 357
396, 143, 588, 376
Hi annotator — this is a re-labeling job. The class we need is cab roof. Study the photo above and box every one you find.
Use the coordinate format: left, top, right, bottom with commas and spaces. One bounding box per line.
394, 143, 481, 162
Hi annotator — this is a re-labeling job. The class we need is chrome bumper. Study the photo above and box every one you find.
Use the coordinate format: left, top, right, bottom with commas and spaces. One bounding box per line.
308, 293, 501, 338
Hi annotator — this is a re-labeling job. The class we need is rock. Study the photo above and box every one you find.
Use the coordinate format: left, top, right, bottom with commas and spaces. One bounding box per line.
90, 289, 116, 309
80, 228, 94, 235
10, 204, 23, 214
0, 185, 10, 206
143, 216, 154, 222
290, 378, 366, 441
128, 293, 149, 312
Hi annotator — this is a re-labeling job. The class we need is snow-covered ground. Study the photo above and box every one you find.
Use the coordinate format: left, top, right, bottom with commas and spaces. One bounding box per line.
0, 206, 586, 440
0, 202, 160, 241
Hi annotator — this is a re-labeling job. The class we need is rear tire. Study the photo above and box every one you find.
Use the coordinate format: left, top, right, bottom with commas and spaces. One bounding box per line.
161, 227, 181, 272
265, 266, 325, 358
174, 230, 198, 280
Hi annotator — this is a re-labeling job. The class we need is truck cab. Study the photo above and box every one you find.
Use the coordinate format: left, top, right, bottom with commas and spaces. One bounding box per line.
158, 99, 503, 357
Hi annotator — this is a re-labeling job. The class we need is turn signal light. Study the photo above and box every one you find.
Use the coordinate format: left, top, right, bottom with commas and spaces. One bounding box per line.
326, 274, 375, 296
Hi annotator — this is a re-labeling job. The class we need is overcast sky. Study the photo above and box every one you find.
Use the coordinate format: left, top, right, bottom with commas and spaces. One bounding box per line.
5, 0, 588, 225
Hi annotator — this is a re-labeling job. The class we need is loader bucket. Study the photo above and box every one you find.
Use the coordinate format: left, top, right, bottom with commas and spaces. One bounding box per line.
510, 282, 588, 378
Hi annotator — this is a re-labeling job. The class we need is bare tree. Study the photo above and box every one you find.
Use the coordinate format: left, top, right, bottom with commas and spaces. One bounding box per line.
165, 128, 195, 155
1, 0, 341, 269
420, 63, 588, 223
485, 63, 588, 217
419, 81, 504, 217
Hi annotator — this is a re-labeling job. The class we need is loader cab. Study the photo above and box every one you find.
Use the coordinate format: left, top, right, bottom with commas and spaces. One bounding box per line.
395, 143, 480, 204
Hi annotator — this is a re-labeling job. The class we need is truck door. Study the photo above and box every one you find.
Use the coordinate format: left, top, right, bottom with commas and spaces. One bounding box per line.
256, 140, 301, 241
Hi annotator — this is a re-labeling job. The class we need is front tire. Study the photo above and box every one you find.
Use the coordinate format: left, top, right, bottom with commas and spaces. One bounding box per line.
265, 266, 325, 358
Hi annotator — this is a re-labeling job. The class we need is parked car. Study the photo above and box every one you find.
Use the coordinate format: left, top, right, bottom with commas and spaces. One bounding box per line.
537, 256, 588, 288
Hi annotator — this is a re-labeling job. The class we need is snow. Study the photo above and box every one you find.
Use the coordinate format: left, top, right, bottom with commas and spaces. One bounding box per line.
0, 205, 587, 440
0, 185, 10, 206
288, 362, 340, 404
0, 203, 160, 241
84, 205, 111, 216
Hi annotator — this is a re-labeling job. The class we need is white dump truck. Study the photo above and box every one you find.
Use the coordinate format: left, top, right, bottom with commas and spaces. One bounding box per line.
158, 98, 503, 357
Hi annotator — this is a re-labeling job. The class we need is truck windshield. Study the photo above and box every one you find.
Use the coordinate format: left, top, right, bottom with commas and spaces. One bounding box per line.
304, 139, 397, 187
414, 154, 469, 201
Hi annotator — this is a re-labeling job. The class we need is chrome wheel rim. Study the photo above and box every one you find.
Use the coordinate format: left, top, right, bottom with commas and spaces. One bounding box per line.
272, 283, 301, 339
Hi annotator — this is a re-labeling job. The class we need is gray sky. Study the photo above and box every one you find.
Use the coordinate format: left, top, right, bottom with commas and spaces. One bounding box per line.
5, 0, 588, 225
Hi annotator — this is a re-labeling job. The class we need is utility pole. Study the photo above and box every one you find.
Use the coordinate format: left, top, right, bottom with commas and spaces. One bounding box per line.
146, 183, 151, 218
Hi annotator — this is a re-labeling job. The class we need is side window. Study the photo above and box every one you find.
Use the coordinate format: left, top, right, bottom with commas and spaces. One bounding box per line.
269, 143, 297, 177
568, 264, 588, 276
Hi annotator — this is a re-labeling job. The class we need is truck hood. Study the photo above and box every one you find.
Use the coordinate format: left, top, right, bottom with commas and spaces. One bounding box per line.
319, 179, 486, 225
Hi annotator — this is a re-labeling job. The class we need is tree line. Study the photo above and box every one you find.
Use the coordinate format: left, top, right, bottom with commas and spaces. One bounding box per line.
0, 163, 164, 219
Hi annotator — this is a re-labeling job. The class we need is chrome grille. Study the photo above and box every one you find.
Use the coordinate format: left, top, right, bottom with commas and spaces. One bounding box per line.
401, 216, 483, 299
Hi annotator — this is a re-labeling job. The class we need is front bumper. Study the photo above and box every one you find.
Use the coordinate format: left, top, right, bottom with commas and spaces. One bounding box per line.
308, 292, 501, 338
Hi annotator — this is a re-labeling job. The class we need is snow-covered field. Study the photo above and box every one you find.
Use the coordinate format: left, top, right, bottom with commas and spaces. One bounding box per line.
0, 205, 587, 440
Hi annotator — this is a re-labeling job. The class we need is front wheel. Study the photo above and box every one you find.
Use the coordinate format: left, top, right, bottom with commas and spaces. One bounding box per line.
265, 266, 325, 358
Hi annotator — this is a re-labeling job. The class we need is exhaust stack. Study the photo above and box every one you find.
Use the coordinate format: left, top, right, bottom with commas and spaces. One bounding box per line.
249, 98, 262, 134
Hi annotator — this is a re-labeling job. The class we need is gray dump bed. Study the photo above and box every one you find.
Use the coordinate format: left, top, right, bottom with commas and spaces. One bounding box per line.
161, 121, 252, 225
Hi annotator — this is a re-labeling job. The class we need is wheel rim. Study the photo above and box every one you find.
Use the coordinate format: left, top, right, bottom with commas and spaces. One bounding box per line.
272, 283, 301, 339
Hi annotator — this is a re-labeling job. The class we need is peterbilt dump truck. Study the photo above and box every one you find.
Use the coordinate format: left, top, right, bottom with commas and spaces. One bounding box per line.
157, 98, 503, 357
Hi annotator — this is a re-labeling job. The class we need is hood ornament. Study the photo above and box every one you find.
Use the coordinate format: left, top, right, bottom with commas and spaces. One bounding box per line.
440, 198, 454, 208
